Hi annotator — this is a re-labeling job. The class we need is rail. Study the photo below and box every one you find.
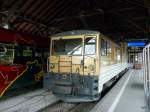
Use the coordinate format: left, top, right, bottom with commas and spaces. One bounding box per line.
143, 44, 150, 111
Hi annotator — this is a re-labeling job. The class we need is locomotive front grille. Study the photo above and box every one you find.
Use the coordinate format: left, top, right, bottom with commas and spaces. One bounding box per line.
51, 73, 98, 96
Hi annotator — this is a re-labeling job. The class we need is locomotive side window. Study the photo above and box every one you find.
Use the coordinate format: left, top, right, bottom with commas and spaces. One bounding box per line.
116, 47, 121, 62
23, 49, 32, 57
101, 39, 107, 56
0, 45, 5, 54
107, 41, 111, 54
0, 44, 14, 65
85, 37, 96, 55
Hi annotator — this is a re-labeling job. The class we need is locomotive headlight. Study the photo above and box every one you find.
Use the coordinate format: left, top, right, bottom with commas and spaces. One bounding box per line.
50, 63, 55, 69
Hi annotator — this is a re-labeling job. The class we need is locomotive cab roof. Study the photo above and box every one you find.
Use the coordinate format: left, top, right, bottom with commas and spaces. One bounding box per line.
50, 30, 120, 47
51, 30, 100, 37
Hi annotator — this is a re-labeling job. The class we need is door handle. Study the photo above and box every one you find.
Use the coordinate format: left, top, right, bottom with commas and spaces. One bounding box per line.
80, 60, 84, 65
47, 58, 49, 72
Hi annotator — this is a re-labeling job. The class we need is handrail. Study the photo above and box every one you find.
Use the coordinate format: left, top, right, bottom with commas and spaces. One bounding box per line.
143, 44, 150, 111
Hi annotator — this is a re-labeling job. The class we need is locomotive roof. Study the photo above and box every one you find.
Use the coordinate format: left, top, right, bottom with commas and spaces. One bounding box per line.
52, 30, 100, 37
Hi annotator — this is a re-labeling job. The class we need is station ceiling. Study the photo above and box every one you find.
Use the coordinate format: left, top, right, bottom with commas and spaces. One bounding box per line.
0, 0, 149, 42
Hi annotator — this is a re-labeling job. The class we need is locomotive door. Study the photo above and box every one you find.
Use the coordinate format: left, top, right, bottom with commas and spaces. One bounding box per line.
83, 36, 97, 76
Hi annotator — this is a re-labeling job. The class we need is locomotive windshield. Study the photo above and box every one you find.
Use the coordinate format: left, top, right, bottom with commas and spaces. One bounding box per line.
51, 38, 83, 55
51, 37, 96, 55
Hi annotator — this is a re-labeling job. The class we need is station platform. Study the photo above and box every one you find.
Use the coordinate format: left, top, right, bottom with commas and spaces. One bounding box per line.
90, 69, 146, 112
0, 89, 59, 112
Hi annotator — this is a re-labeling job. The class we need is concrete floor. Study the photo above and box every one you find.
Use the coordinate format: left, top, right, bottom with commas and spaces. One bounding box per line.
114, 70, 146, 112
90, 69, 146, 112
0, 89, 58, 112
0, 69, 146, 112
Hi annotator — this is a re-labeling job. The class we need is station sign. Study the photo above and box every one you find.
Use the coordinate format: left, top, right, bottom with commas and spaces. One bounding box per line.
127, 42, 145, 47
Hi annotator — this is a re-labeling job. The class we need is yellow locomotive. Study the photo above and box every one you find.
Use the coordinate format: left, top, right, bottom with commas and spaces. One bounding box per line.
47, 30, 128, 102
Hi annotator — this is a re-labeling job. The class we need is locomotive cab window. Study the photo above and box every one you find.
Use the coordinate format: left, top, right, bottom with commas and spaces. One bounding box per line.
101, 39, 107, 56
85, 37, 96, 55
52, 38, 83, 55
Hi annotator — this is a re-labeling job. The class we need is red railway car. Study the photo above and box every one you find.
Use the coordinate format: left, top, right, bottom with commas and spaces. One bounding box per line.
0, 28, 49, 97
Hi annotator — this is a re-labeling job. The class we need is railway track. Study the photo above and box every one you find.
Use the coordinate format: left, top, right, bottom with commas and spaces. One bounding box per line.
0, 84, 42, 101
68, 102, 97, 112
40, 101, 78, 112
40, 101, 97, 112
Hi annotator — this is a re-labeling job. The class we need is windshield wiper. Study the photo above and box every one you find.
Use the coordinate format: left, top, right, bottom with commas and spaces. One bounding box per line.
67, 45, 82, 55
